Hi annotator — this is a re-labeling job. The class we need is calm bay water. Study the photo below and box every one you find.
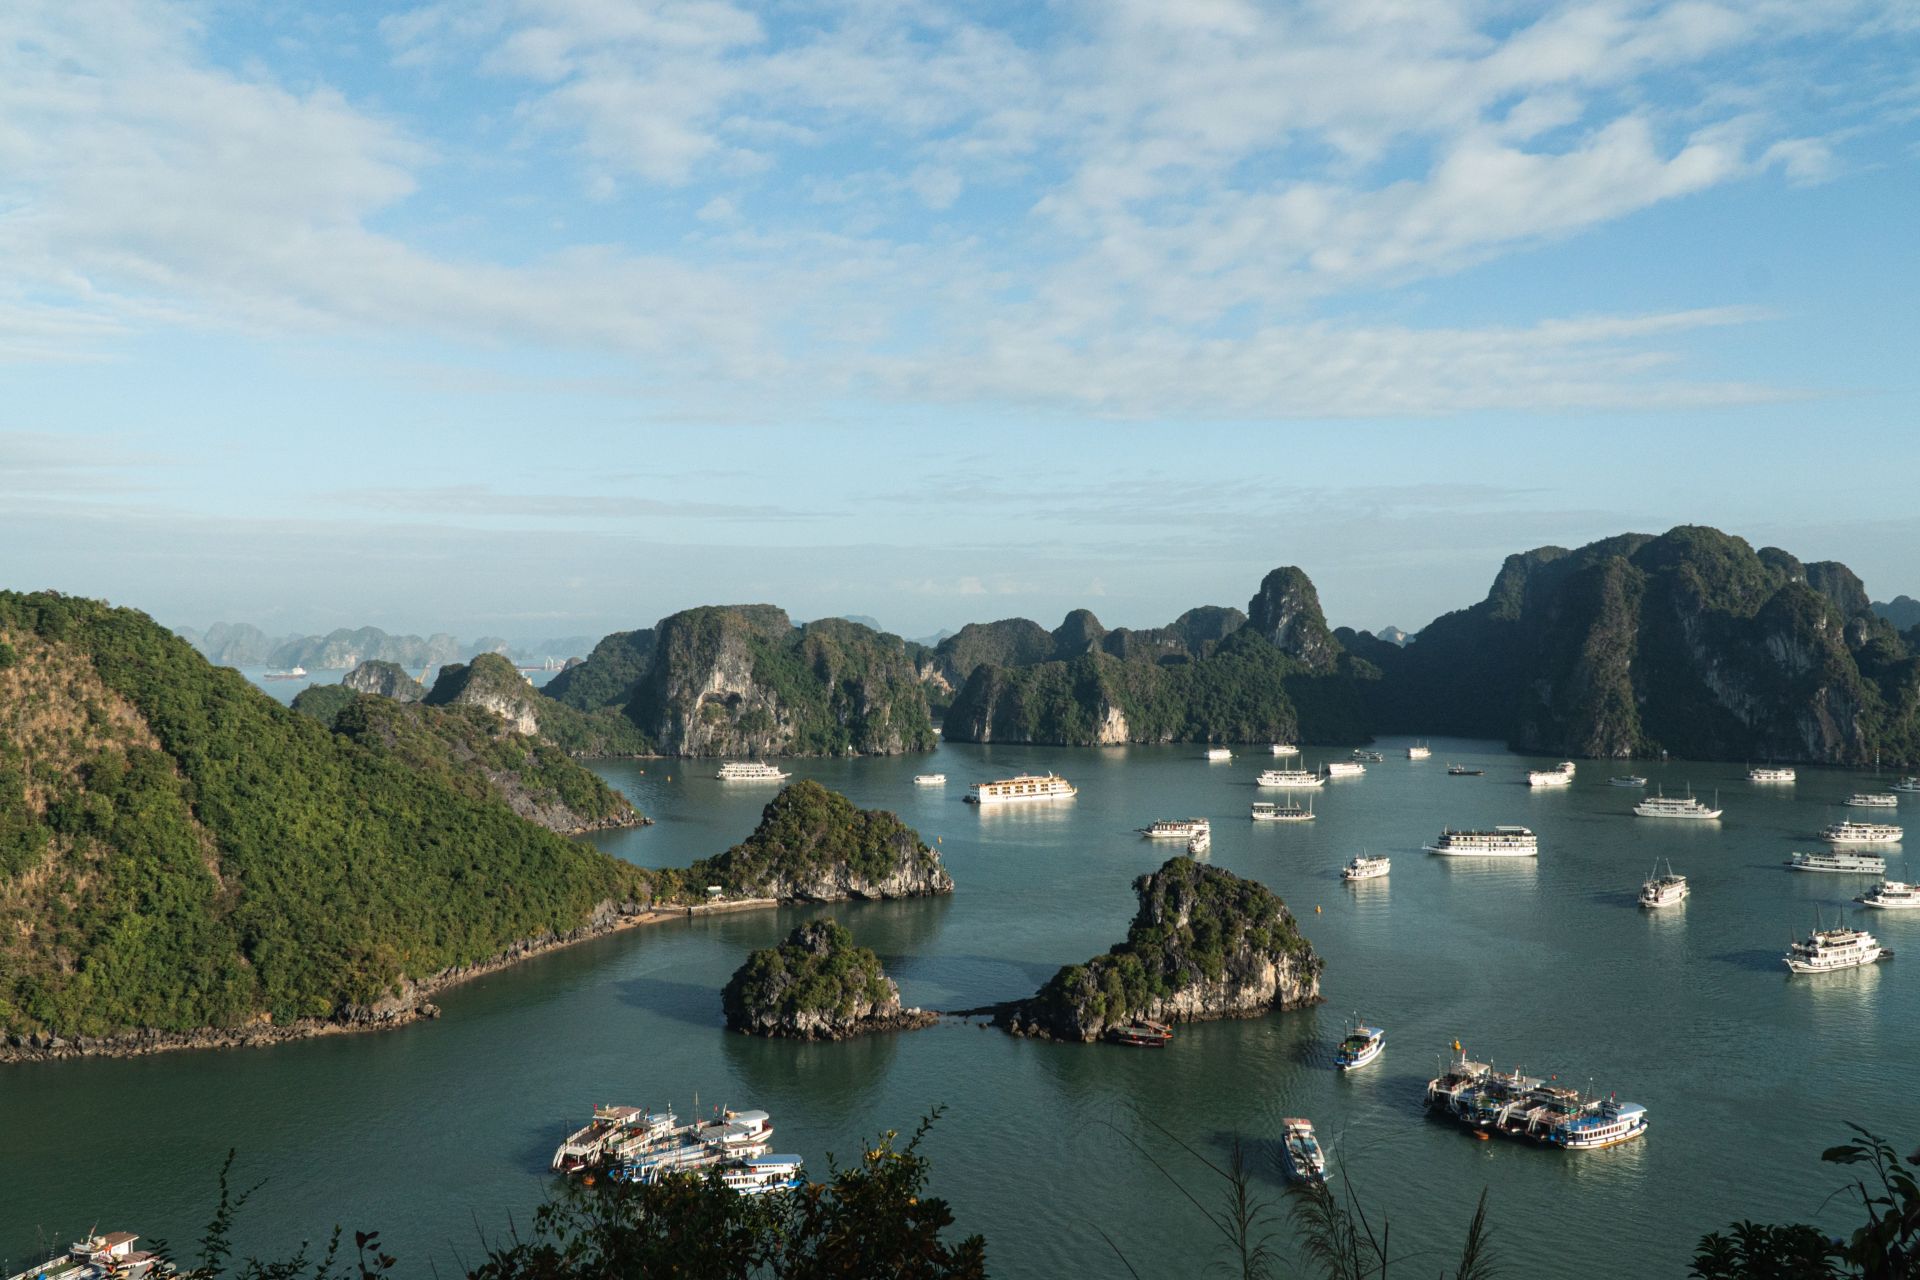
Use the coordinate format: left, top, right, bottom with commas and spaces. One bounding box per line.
6, 740, 1919, 1277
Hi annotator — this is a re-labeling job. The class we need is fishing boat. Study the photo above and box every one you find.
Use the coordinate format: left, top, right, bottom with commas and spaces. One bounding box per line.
715, 761, 790, 782
1407, 742, 1432, 760
1527, 761, 1576, 787
1252, 799, 1315, 823
1342, 854, 1390, 881
1856, 881, 1920, 910
1639, 861, 1688, 908
1425, 826, 1538, 857
1257, 768, 1324, 789
1633, 787, 1722, 819
913, 773, 947, 786
1749, 766, 1796, 783
1447, 763, 1484, 776
1610, 775, 1648, 787
1140, 817, 1210, 840
1110, 1018, 1173, 1047
1847, 792, 1899, 809
1280, 1118, 1328, 1183
1334, 1023, 1385, 1070
1821, 820, 1904, 845
1788, 849, 1887, 875
1205, 746, 1234, 762
1783, 922, 1889, 973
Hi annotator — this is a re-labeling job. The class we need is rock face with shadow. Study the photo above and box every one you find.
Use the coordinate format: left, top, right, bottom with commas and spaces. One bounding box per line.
997, 858, 1321, 1043
723, 919, 934, 1040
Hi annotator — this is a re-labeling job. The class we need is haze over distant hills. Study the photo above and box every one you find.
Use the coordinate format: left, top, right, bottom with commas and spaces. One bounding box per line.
176, 624, 598, 670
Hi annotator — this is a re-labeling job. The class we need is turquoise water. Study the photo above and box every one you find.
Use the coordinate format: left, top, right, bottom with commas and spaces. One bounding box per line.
5, 741, 1919, 1276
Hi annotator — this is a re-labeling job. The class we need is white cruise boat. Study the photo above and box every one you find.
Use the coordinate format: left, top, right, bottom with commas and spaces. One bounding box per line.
1847, 792, 1899, 809
1426, 825, 1538, 857
1783, 924, 1888, 973
1140, 817, 1210, 839
1822, 820, 1903, 845
716, 761, 790, 782
965, 773, 1077, 805
1633, 787, 1722, 819
1749, 766, 1796, 783
1270, 743, 1300, 756
1280, 1118, 1328, 1183
1406, 742, 1432, 760
913, 773, 947, 786
1186, 828, 1211, 856
721, 1154, 806, 1196
1204, 746, 1234, 762
1257, 768, 1324, 789
1323, 760, 1365, 778
1334, 1022, 1385, 1069
1555, 1099, 1651, 1150
1639, 861, 1688, 908
1527, 761, 1576, 787
1788, 849, 1887, 875
1342, 854, 1389, 881
1894, 777, 1920, 794
1857, 881, 1920, 909
1252, 799, 1315, 823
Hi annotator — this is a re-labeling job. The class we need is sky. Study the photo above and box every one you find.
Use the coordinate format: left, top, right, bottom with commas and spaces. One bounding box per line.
2, 0, 1917, 643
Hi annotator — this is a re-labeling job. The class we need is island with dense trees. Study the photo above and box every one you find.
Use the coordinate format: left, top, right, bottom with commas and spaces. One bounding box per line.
723, 919, 934, 1039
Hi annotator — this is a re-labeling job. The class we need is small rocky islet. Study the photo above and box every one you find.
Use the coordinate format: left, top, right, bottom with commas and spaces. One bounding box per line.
723, 919, 935, 1041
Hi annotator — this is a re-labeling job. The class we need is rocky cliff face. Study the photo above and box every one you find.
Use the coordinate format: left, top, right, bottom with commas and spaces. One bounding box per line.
626, 608, 935, 757
1368, 526, 1920, 765
1000, 858, 1321, 1042
691, 780, 953, 902
722, 919, 933, 1040
425, 653, 541, 734
1246, 567, 1341, 670
343, 659, 426, 702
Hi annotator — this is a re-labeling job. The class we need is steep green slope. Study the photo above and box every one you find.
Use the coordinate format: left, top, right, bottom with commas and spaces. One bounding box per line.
0, 592, 653, 1041
690, 780, 952, 901
428, 654, 653, 756
1367, 526, 1920, 764
542, 628, 655, 710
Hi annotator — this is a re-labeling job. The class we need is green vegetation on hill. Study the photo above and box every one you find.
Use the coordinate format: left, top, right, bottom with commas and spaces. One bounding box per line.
690, 780, 951, 901
289, 682, 356, 727
541, 628, 655, 711
722, 918, 903, 1037
1014, 858, 1320, 1040
0, 592, 652, 1041
1366, 526, 1920, 764
430, 654, 653, 756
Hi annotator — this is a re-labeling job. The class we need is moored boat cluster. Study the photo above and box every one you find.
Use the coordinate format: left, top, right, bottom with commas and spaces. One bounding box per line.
549, 1102, 804, 1193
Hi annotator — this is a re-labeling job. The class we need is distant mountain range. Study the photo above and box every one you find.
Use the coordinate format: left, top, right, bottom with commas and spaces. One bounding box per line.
175, 623, 597, 670
1874, 596, 1920, 631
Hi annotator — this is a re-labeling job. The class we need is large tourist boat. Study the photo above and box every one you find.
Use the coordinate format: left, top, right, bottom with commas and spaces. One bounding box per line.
1251, 798, 1315, 822
1407, 742, 1432, 760
913, 773, 947, 786
555, 1103, 782, 1185
262, 665, 308, 681
1821, 820, 1904, 845
1847, 792, 1899, 809
715, 761, 791, 782
1788, 849, 1887, 875
1634, 787, 1722, 819
1748, 766, 1797, 783
1856, 881, 1920, 910
965, 773, 1078, 805
1280, 1118, 1328, 1183
1639, 861, 1688, 908
1342, 854, 1390, 881
1527, 761, 1575, 787
1323, 760, 1365, 778
1425, 1047, 1648, 1151
1270, 743, 1300, 756
1334, 1022, 1385, 1070
1783, 924, 1888, 974
553, 1104, 658, 1173
1257, 768, 1324, 789
720, 1155, 807, 1196
1425, 826, 1539, 857
1205, 746, 1234, 762
1140, 817, 1210, 840
1186, 828, 1211, 856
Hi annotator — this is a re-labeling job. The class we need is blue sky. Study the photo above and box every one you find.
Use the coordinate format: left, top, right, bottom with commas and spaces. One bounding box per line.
2, 0, 1916, 642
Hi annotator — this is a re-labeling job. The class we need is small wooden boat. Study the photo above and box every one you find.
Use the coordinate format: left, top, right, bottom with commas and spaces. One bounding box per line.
1110, 1018, 1173, 1047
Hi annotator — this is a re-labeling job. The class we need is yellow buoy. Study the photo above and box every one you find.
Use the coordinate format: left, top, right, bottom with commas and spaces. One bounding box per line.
1315, 905, 1322, 913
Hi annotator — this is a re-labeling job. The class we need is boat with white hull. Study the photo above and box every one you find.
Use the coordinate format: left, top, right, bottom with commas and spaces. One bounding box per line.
913, 773, 946, 786
1257, 768, 1324, 789
1252, 799, 1315, 822
1788, 849, 1887, 875
1204, 747, 1233, 762
1342, 854, 1390, 881
1323, 760, 1365, 778
1334, 1022, 1385, 1070
1749, 766, 1796, 783
1426, 826, 1538, 857
1634, 788, 1721, 820
1281, 1118, 1328, 1183
1822, 820, 1903, 845
1527, 762, 1575, 787
716, 761, 790, 782
1270, 743, 1300, 756
1857, 881, 1920, 910
1425, 1047, 1648, 1151
966, 773, 1077, 805
1140, 818, 1210, 840
1784, 924, 1888, 973
1406, 742, 1432, 760
1848, 793, 1899, 809
1894, 777, 1920, 794
1639, 862, 1688, 908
